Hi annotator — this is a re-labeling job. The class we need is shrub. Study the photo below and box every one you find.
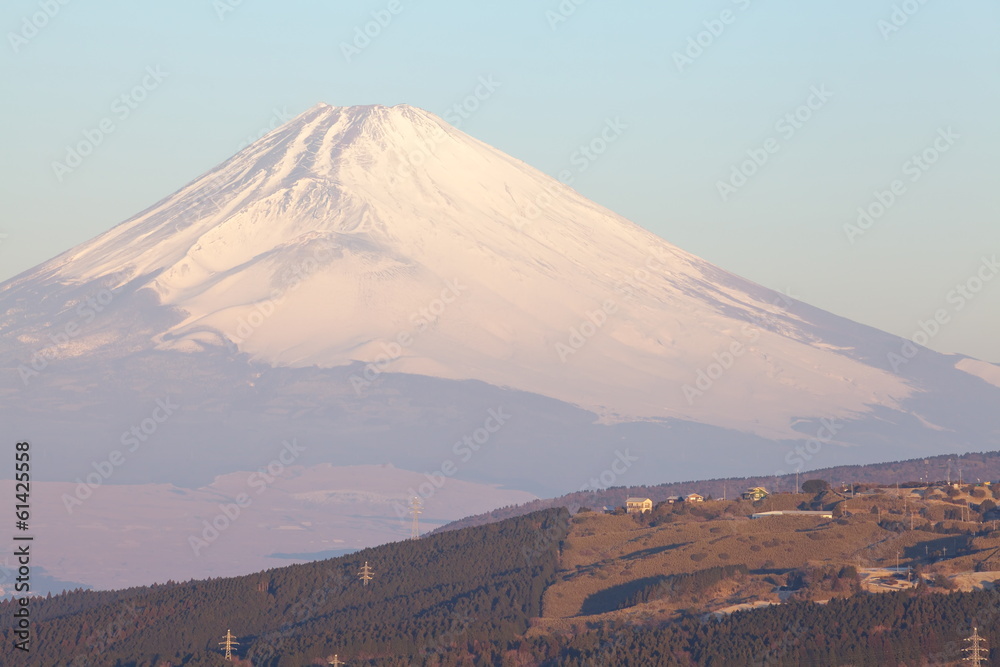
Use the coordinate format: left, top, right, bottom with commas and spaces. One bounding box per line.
618, 564, 749, 609
802, 479, 830, 494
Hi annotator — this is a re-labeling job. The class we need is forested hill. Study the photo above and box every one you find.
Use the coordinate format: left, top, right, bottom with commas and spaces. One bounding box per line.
434, 450, 1000, 534
0, 508, 570, 666
516, 589, 1000, 666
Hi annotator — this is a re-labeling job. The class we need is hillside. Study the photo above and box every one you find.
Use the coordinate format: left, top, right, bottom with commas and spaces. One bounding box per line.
538, 489, 1000, 626
514, 487, 1000, 665
1, 509, 569, 666
434, 449, 1000, 533
7, 489, 1000, 665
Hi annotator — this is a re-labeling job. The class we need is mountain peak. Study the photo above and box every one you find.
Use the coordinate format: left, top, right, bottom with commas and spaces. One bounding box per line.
293, 102, 438, 136
6, 100, 925, 436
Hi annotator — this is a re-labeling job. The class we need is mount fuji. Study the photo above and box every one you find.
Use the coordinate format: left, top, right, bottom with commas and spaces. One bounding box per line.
2, 103, 999, 588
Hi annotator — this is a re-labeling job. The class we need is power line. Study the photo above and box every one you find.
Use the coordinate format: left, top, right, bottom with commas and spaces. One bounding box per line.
411, 496, 423, 540
219, 629, 239, 661
358, 560, 374, 587
963, 626, 989, 666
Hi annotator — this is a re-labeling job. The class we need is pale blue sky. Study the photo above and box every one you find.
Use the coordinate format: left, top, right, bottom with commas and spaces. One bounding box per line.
2, 0, 998, 361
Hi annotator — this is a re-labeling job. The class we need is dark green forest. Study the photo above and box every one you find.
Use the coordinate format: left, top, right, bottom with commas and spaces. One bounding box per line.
0, 509, 569, 666
514, 589, 1000, 666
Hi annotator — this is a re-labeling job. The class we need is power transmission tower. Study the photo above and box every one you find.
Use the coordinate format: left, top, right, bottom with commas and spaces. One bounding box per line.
410, 496, 423, 539
329, 654, 347, 666
358, 561, 374, 586
963, 626, 988, 665
219, 629, 239, 661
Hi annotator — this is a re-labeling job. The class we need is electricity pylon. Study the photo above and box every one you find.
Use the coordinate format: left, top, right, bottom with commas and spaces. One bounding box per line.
219, 629, 239, 661
410, 496, 423, 539
963, 626, 989, 665
358, 561, 374, 586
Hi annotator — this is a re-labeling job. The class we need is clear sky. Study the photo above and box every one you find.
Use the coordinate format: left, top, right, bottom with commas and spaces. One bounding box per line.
2, 0, 998, 361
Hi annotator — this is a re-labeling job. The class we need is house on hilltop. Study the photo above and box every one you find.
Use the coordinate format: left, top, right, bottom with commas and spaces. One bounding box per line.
686, 493, 705, 503
742, 487, 769, 501
626, 497, 653, 514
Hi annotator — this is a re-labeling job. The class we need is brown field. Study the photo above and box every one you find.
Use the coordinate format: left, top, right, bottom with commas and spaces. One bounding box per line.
539, 494, 1000, 626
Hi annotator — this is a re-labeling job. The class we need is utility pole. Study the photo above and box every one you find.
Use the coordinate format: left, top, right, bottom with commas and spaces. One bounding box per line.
219, 630, 239, 662
963, 626, 989, 666
358, 561, 374, 587
410, 496, 423, 540
796, 471, 799, 494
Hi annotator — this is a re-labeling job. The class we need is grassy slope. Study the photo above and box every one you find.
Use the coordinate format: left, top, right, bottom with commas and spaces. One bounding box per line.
535, 491, 1000, 633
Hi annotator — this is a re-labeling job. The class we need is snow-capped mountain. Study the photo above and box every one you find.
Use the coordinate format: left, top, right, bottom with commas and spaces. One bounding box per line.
3, 103, 999, 496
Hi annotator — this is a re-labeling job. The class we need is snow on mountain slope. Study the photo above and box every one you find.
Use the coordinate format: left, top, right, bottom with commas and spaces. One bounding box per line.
4, 103, 914, 438
956, 357, 1000, 389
